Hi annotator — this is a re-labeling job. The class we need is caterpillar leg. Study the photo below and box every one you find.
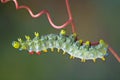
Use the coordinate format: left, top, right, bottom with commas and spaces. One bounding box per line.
93, 58, 96, 63
57, 48, 60, 53
29, 51, 34, 55
81, 58, 86, 62
101, 57, 105, 61
51, 48, 54, 52
62, 51, 66, 55
36, 51, 41, 55
69, 55, 74, 59
42, 49, 48, 53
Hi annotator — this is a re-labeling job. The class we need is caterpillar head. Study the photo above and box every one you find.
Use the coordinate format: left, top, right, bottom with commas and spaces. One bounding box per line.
12, 41, 20, 49
12, 41, 27, 50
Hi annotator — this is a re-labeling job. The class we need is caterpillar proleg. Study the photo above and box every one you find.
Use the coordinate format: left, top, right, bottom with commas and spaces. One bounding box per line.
12, 30, 108, 62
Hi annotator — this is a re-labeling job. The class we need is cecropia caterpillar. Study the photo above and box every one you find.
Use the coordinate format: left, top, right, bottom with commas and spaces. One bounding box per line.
12, 30, 108, 62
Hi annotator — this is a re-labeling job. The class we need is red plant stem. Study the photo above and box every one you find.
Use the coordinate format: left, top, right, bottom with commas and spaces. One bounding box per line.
1, 0, 76, 33
108, 47, 120, 62
66, 0, 76, 33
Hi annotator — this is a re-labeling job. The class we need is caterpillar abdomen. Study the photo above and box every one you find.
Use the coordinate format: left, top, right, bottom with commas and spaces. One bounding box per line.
12, 30, 108, 62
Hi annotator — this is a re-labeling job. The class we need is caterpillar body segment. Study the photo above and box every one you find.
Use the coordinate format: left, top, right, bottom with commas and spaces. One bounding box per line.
12, 30, 108, 62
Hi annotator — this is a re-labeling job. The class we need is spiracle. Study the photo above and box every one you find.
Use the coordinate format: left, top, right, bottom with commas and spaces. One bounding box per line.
12, 30, 108, 62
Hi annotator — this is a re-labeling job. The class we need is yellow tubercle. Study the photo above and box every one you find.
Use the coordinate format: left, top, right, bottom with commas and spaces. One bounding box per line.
99, 39, 105, 45
99, 39, 108, 48
25, 35, 30, 41
73, 33, 77, 38
12, 41, 20, 49
79, 39, 83, 44
18, 38, 22, 42
34, 32, 39, 37
85, 41, 90, 46
60, 29, 66, 35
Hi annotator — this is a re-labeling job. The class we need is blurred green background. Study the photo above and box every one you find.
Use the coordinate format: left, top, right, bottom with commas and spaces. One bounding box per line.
0, 0, 120, 80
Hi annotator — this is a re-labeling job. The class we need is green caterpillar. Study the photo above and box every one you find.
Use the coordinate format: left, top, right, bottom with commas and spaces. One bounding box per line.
12, 30, 108, 62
